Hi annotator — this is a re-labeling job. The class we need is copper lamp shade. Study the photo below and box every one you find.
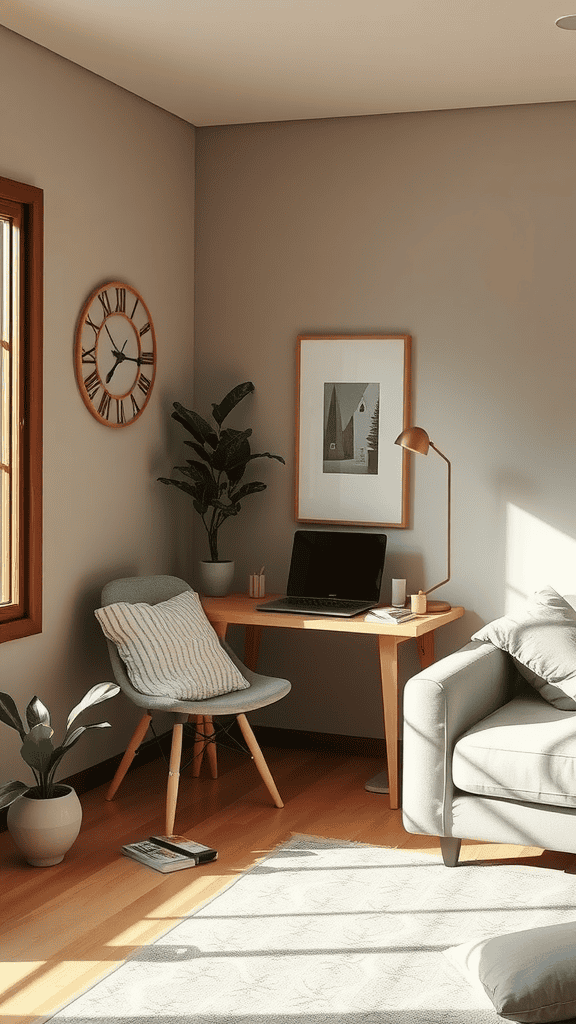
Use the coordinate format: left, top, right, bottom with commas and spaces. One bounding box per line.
395, 426, 451, 613
394, 426, 430, 456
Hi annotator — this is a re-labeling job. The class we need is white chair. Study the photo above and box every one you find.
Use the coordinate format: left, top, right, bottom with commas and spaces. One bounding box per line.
100, 575, 291, 836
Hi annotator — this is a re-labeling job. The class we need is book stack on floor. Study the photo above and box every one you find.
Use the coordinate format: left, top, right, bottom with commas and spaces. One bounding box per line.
365, 606, 417, 623
122, 835, 218, 872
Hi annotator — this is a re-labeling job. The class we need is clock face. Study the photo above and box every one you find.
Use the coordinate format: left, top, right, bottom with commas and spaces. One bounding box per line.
74, 281, 157, 427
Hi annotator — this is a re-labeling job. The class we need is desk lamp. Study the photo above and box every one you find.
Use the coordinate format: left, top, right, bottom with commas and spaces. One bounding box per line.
394, 426, 451, 613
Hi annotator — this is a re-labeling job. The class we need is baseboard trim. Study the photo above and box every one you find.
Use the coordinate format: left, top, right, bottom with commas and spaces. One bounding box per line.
253, 725, 386, 758
0, 725, 385, 833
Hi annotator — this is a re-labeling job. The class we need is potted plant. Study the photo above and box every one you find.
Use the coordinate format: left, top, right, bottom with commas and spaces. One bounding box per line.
0, 681, 119, 866
159, 381, 284, 596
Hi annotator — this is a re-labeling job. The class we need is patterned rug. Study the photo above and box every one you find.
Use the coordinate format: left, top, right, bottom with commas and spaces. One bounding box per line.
43, 835, 576, 1023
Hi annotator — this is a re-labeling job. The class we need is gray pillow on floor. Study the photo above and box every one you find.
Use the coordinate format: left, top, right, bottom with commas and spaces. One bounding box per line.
445, 920, 576, 1022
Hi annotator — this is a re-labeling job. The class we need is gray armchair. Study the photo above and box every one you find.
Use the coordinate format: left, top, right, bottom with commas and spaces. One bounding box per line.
402, 596, 576, 866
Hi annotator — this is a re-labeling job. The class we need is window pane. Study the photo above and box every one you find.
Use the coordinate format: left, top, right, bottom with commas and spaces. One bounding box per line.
0, 177, 42, 643
0, 213, 18, 608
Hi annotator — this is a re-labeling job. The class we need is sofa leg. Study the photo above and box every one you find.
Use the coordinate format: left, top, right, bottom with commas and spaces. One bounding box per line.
440, 837, 462, 867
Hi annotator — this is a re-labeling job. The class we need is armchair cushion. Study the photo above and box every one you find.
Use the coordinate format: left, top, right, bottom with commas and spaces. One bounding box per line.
452, 691, 576, 808
472, 586, 576, 711
445, 920, 576, 1022
95, 588, 250, 701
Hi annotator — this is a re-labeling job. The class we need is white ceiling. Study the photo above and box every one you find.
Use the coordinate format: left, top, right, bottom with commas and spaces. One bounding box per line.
3, 0, 576, 127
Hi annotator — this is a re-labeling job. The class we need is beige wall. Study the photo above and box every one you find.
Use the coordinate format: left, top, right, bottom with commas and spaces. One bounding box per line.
0, 27, 195, 782
3, 24, 575, 760
195, 103, 576, 737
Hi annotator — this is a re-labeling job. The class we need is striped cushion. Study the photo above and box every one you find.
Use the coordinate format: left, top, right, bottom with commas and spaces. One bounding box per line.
95, 589, 250, 700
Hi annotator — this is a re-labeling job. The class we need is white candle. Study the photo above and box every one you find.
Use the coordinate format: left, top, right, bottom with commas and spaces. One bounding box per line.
391, 579, 406, 607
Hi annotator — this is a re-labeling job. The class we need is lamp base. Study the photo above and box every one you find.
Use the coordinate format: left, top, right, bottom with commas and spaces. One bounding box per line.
426, 599, 452, 613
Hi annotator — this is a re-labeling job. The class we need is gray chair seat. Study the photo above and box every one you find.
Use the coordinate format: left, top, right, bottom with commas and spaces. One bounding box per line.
100, 574, 291, 836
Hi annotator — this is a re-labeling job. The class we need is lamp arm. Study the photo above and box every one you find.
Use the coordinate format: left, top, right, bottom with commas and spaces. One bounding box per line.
424, 442, 451, 596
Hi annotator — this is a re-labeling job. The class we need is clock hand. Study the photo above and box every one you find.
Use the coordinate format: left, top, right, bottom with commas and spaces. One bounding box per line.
105, 323, 119, 351
105, 325, 129, 359
113, 340, 129, 359
105, 339, 131, 384
105, 358, 122, 384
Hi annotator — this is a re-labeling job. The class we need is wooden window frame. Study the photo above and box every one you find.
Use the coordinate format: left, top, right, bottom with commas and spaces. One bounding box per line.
0, 176, 43, 643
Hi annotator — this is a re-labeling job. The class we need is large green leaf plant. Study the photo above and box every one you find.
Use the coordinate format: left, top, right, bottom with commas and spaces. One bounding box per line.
158, 382, 285, 561
0, 682, 119, 808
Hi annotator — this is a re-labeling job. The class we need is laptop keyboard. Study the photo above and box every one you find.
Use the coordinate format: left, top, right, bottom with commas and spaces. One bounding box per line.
282, 597, 366, 610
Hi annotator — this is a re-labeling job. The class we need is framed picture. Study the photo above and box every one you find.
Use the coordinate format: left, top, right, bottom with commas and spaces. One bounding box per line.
295, 334, 411, 528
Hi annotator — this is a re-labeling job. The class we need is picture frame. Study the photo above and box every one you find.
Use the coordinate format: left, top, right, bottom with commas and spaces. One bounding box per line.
295, 334, 411, 528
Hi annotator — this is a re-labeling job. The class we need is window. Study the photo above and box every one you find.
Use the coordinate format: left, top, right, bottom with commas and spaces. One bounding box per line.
0, 176, 42, 643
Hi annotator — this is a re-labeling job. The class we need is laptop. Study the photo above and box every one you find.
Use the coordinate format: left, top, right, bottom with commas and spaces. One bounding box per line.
257, 530, 387, 618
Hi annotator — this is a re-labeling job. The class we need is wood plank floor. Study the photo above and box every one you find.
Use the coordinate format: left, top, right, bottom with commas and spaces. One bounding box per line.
1, 741, 574, 1024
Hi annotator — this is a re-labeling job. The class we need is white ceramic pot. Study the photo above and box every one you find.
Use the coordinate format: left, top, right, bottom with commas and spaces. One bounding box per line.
7, 784, 82, 866
198, 560, 235, 597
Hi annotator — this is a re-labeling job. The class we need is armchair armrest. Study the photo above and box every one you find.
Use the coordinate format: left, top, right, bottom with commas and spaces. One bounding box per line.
402, 640, 516, 839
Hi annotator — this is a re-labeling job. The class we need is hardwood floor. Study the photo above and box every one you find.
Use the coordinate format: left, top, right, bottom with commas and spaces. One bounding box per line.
1, 741, 574, 1024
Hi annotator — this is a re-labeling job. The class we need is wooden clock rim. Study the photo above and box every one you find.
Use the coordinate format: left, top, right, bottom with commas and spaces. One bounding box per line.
74, 280, 157, 428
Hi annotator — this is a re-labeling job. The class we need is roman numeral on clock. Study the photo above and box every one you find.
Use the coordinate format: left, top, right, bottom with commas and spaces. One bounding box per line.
85, 315, 100, 337
84, 369, 100, 401
137, 373, 151, 396
115, 399, 125, 424
82, 345, 96, 364
98, 390, 112, 420
139, 351, 154, 364
97, 290, 112, 317
130, 394, 140, 417
115, 287, 126, 313
139, 322, 151, 337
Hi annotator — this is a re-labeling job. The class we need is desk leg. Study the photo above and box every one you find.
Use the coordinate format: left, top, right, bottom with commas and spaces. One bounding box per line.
365, 635, 404, 809
417, 632, 434, 670
211, 620, 228, 643
244, 625, 263, 672
210, 616, 262, 673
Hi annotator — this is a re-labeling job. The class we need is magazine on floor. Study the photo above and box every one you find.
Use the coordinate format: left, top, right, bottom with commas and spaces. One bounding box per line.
122, 835, 218, 872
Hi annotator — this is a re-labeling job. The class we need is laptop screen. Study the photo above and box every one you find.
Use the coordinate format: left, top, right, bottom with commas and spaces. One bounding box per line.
286, 530, 386, 601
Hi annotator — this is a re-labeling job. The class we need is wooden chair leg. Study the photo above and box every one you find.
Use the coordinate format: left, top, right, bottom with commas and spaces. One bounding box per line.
106, 712, 152, 801
204, 716, 218, 779
192, 715, 206, 777
165, 718, 185, 838
236, 713, 284, 808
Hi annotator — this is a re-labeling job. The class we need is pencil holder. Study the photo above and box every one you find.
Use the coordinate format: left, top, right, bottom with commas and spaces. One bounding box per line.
410, 591, 427, 615
249, 573, 265, 599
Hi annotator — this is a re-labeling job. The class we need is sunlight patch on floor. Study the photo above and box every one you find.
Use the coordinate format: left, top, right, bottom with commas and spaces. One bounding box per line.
0, 961, 102, 1015
105, 869, 247, 946
0, 961, 45, 992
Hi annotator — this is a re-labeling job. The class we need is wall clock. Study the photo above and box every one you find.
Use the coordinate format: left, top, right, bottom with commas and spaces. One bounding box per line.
74, 281, 157, 427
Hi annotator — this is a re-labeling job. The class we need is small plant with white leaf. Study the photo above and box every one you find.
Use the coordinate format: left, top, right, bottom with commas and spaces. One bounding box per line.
0, 682, 120, 808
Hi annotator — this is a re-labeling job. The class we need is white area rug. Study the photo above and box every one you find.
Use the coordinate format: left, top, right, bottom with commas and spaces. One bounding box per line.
44, 835, 576, 1023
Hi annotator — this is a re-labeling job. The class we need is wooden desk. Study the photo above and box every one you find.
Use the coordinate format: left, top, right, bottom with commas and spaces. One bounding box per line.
202, 594, 464, 810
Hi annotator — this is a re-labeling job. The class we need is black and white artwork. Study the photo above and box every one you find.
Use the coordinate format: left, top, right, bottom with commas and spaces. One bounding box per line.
296, 334, 411, 527
323, 383, 379, 475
